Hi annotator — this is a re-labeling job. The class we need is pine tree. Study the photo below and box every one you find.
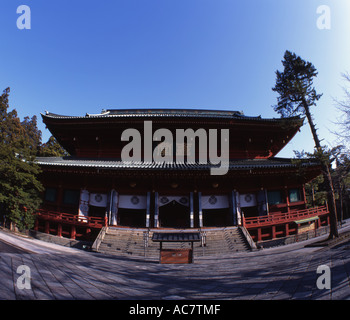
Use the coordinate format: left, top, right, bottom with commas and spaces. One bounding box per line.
21, 115, 42, 156
0, 88, 44, 231
39, 135, 69, 157
272, 50, 339, 238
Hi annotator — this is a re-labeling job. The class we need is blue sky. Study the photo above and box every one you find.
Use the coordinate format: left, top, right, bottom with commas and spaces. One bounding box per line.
1, 0, 350, 157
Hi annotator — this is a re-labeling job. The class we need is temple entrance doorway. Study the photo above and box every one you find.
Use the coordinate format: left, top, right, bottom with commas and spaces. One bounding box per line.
118, 208, 146, 227
239, 192, 265, 219
89, 205, 106, 218
201, 195, 231, 227
241, 206, 259, 218
158, 195, 190, 228
203, 208, 230, 227
117, 194, 148, 228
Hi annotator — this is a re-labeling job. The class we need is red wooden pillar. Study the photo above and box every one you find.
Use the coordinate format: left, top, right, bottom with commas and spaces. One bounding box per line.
285, 223, 289, 237
285, 187, 290, 215
70, 225, 76, 239
272, 225, 276, 239
57, 223, 62, 237
302, 184, 307, 206
257, 228, 262, 242
45, 221, 50, 234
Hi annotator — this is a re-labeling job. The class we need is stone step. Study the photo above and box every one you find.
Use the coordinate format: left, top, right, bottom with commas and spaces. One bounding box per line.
97, 227, 251, 258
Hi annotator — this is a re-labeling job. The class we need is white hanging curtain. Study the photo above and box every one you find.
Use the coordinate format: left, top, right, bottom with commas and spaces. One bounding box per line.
118, 195, 147, 210
89, 193, 108, 207
158, 195, 190, 207
236, 192, 242, 226
201, 195, 229, 209
110, 190, 118, 226
78, 189, 89, 221
239, 193, 257, 208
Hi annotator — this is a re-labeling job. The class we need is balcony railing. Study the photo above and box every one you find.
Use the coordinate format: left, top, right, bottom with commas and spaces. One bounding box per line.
243, 205, 329, 228
36, 209, 107, 228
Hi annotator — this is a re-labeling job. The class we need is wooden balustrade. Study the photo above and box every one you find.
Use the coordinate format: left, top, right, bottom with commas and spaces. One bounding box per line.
243, 206, 329, 229
36, 209, 107, 229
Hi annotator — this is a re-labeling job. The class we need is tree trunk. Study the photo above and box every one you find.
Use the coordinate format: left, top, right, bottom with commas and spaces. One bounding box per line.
322, 162, 339, 238
303, 102, 322, 149
303, 101, 339, 238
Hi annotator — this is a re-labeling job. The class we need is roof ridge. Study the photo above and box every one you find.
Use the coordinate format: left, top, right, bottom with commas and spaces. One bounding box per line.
41, 109, 303, 122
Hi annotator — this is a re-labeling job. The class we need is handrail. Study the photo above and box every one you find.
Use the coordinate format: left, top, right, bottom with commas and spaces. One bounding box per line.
243, 206, 328, 228
239, 226, 257, 250
36, 209, 106, 228
91, 226, 108, 252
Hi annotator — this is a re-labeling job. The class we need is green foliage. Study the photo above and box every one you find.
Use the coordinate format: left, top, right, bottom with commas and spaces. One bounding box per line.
39, 136, 69, 157
0, 87, 44, 231
294, 146, 350, 218
331, 147, 350, 219
292, 149, 328, 207
272, 50, 322, 118
273, 50, 339, 237
21, 115, 42, 156
305, 174, 328, 208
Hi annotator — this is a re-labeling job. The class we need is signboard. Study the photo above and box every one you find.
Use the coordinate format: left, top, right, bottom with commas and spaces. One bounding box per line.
298, 222, 316, 234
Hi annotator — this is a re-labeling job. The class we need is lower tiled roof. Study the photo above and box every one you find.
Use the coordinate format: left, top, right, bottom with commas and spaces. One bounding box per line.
35, 156, 319, 171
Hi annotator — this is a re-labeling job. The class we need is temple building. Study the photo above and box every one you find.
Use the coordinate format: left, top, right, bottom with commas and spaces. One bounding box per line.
34, 109, 330, 250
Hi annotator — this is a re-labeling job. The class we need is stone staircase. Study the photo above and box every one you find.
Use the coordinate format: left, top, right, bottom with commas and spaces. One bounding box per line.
96, 226, 252, 258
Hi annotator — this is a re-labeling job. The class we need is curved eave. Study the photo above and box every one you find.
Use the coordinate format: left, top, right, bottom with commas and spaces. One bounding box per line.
41, 109, 303, 125
41, 109, 304, 158
36, 156, 320, 172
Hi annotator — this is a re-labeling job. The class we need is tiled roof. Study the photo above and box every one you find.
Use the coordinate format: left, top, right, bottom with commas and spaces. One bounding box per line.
36, 156, 319, 171
41, 109, 302, 123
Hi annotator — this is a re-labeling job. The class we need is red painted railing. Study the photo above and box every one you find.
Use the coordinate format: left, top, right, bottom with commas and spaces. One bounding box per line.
243, 206, 329, 228
36, 209, 107, 228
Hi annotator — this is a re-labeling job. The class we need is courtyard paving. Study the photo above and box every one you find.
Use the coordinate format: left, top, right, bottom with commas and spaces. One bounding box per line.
0, 224, 349, 301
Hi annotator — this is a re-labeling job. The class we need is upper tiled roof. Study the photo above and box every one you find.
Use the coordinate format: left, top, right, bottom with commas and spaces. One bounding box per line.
42, 108, 302, 123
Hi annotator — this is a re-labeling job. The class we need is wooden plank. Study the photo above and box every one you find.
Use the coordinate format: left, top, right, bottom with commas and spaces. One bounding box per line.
160, 249, 193, 264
